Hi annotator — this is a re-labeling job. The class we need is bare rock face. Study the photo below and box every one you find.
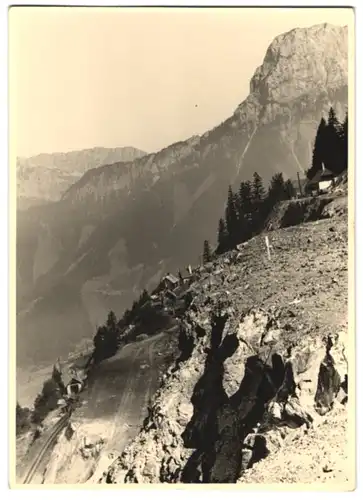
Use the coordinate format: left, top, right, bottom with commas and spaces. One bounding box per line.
249, 24, 347, 109
100, 305, 348, 484
231, 23, 348, 176
40, 425, 106, 484
314, 332, 348, 415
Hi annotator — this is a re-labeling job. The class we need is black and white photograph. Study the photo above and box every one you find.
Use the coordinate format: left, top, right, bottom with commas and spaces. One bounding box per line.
9, 4, 355, 487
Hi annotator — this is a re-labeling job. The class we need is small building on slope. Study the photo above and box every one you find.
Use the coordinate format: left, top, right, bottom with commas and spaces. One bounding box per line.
306, 166, 339, 194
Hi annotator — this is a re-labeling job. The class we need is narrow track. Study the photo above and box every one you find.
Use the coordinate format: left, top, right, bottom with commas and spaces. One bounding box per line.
22, 413, 71, 484
108, 345, 143, 443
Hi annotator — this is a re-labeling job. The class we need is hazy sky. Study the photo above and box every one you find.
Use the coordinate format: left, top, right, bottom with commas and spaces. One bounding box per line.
9, 7, 352, 158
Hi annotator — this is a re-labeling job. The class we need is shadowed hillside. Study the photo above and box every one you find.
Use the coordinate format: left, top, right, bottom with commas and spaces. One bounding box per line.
16, 23, 348, 369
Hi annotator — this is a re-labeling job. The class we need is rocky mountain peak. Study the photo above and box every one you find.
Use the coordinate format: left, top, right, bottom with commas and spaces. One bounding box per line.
62, 23, 348, 206
250, 23, 347, 98
234, 23, 348, 129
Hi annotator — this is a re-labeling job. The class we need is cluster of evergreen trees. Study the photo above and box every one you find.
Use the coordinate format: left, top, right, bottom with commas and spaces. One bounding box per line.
92, 287, 171, 363
16, 363, 67, 434
213, 172, 296, 254
307, 107, 348, 180
16, 402, 31, 435
203, 107, 348, 258
92, 290, 152, 362
122, 289, 150, 326
31, 364, 65, 424
202, 239, 212, 264
93, 310, 122, 363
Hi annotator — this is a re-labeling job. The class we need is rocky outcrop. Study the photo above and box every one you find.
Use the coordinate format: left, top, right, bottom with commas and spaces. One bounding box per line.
101, 306, 348, 484
265, 194, 349, 232
39, 422, 106, 484
246, 23, 347, 121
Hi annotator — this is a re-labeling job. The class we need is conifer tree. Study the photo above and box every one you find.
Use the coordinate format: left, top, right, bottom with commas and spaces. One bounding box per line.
106, 310, 117, 331
340, 112, 348, 171
203, 239, 212, 264
51, 363, 65, 393
93, 310, 121, 363
225, 185, 239, 247
251, 172, 266, 234
139, 289, 150, 307
325, 107, 342, 174
266, 173, 287, 208
123, 308, 132, 324
93, 325, 108, 360
106, 310, 119, 345
16, 402, 31, 435
255, 172, 291, 227
238, 181, 253, 216
307, 117, 327, 180
32, 376, 62, 424
238, 180, 253, 241
284, 179, 296, 200
217, 218, 228, 253
328, 106, 340, 129
252, 172, 265, 202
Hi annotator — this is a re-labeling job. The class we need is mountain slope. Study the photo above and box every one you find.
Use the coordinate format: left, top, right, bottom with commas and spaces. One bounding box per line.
20, 193, 349, 485
17, 146, 147, 208
16, 23, 348, 369
100, 195, 349, 484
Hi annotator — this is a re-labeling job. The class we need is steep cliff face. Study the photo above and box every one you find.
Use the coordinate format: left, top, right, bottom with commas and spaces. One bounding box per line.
249, 23, 347, 110
17, 146, 147, 208
98, 197, 349, 484
17, 23, 349, 368
103, 315, 347, 484
231, 23, 348, 175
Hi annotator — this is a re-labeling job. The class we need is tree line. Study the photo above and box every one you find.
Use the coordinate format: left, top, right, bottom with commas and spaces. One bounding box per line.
92, 288, 172, 364
202, 106, 348, 261
92, 289, 158, 364
203, 171, 296, 260
306, 107, 348, 180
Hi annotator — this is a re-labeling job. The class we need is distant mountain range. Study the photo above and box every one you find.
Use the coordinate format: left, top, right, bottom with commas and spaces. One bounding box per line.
16, 23, 348, 369
17, 146, 147, 209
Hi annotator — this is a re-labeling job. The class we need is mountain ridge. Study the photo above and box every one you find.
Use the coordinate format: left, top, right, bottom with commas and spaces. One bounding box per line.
16, 22, 349, 369
17, 146, 147, 208
63, 23, 347, 207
